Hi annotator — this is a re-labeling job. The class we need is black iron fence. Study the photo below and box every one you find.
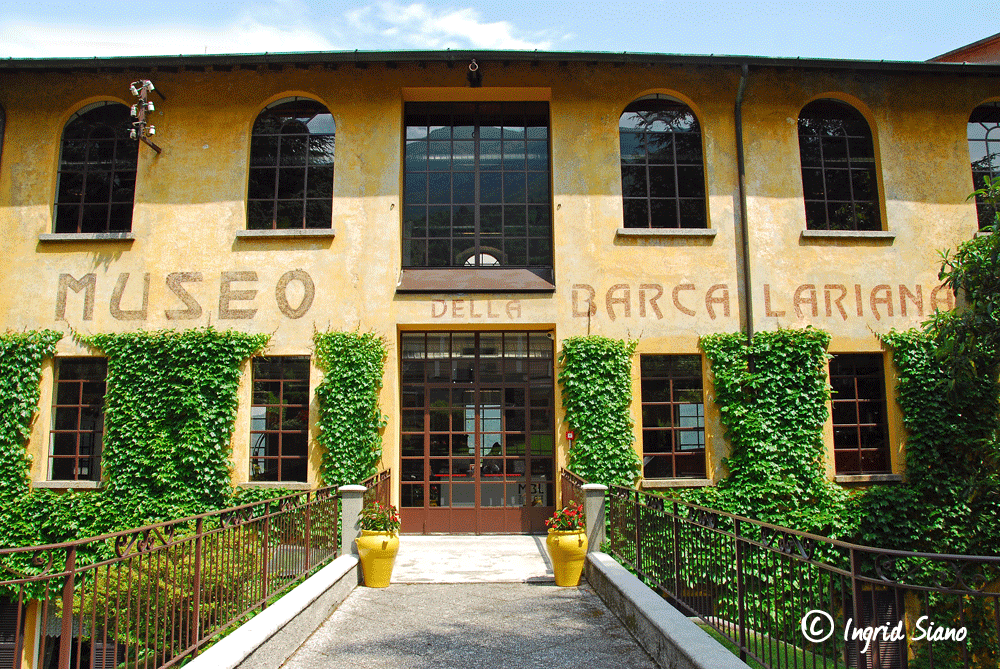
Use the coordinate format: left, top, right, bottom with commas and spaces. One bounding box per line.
0, 487, 341, 669
566, 472, 998, 669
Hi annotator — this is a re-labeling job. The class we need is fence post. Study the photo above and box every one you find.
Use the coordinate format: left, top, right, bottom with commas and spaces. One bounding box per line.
634, 489, 643, 577
672, 501, 681, 598
581, 484, 607, 553
192, 517, 204, 653
734, 518, 748, 663
304, 491, 312, 571
58, 545, 76, 669
340, 485, 367, 580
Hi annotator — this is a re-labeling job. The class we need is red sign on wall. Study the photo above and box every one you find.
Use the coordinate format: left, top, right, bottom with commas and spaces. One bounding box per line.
566, 430, 575, 440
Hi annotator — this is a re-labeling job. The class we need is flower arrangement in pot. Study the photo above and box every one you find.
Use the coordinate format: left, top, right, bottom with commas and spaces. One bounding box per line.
545, 500, 587, 587
355, 501, 401, 588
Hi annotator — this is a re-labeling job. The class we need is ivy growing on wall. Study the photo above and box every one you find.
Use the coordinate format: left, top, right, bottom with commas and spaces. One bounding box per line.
690, 328, 849, 535
558, 335, 641, 487
81, 328, 270, 525
313, 331, 387, 487
0, 330, 63, 547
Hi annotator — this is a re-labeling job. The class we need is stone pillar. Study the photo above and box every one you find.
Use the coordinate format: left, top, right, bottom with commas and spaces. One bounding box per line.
582, 483, 607, 553
339, 485, 367, 557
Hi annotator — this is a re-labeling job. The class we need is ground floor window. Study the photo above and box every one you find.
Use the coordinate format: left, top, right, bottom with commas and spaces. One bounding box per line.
640, 354, 706, 479
250, 356, 309, 482
50, 357, 106, 481
399, 331, 554, 533
830, 353, 890, 474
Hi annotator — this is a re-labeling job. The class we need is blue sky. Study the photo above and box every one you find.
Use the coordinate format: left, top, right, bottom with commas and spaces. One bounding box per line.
0, 1, 994, 61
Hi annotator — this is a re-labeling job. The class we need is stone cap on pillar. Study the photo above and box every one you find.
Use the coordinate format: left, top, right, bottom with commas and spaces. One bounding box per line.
339, 485, 367, 494
581, 483, 608, 491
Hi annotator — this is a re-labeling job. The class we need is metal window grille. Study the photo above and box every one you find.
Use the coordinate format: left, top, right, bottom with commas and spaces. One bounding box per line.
968, 102, 1000, 229
402, 102, 552, 269
54, 103, 138, 234
639, 354, 706, 478
830, 353, 890, 474
619, 98, 707, 229
250, 356, 310, 482
247, 98, 335, 230
798, 99, 880, 231
49, 358, 106, 482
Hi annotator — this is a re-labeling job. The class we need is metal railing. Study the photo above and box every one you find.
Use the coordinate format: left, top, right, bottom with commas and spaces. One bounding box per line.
361, 469, 391, 509
559, 469, 587, 521
0, 487, 341, 669
563, 470, 999, 669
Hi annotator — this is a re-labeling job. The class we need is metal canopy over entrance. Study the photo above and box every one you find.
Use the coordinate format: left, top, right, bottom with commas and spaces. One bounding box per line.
399, 331, 555, 534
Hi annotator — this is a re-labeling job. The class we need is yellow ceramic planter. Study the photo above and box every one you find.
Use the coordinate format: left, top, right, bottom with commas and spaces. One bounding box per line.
355, 530, 400, 588
546, 529, 588, 587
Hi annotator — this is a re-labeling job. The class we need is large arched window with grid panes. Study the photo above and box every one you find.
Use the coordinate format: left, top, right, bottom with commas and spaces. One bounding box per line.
797, 99, 880, 231
247, 97, 335, 230
54, 102, 138, 234
968, 102, 1000, 230
619, 96, 707, 229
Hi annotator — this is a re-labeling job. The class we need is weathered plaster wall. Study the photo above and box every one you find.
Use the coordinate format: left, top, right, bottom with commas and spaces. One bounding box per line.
0, 59, 989, 492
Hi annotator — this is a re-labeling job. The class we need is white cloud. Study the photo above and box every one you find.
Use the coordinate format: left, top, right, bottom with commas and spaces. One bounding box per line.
0, 11, 339, 58
347, 2, 567, 51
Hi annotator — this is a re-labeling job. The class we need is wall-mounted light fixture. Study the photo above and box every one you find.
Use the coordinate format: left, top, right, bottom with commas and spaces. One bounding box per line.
129, 79, 164, 153
467, 59, 482, 88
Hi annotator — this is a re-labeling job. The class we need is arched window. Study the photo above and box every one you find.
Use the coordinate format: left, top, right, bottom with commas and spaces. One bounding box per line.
619, 96, 706, 229
54, 102, 138, 234
798, 99, 880, 231
247, 97, 335, 230
968, 102, 1000, 229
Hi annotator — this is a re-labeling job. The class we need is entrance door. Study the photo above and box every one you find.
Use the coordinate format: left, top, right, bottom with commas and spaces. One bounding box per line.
400, 331, 555, 534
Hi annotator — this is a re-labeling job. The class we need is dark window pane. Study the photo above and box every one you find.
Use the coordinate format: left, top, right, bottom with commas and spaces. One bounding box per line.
246, 98, 335, 230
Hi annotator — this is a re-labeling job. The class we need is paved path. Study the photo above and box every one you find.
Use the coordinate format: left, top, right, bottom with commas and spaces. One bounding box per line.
392, 534, 554, 582
282, 582, 659, 669
280, 535, 660, 668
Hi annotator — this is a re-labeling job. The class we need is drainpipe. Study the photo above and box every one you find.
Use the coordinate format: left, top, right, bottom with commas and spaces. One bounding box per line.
734, 64, 754, 357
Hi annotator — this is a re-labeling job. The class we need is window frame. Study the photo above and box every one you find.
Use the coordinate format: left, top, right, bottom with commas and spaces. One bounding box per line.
249, 356, 311, 483
53, 102, 139, 235
639, 354, 707, 480
829, 353, 891, 476
968, 102, 1000, 230
49, 357, 107, 482
619, 96, 708, 230
797, 99, 882, 232
401, 101, 553, 277
246, 97, 336, 232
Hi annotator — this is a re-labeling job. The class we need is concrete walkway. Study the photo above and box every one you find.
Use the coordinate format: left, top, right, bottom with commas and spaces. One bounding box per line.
280, 536, 661, 669
392, 534, 554, 582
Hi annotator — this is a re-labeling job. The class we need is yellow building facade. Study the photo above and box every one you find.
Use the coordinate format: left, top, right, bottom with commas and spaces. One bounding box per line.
0, 51, 995, 534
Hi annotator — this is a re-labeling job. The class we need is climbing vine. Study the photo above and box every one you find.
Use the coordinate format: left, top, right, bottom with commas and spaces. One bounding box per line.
313, 331, 387, 487
80, 328, 269, 525
558, 335, 640, 487
0, 330, 62, 547
690, 328, 850, 535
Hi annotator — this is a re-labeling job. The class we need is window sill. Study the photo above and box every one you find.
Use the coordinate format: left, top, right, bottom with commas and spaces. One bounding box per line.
38, 232, 135, 242
800, 230, 895, 242
238, 481, 312, 490
641, 478, 713, 489
834, 474, 902, 484
397, 268, 555, 293
236, 229, 336, 239
32, 480, 102, 490
616, 228, 717, 240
